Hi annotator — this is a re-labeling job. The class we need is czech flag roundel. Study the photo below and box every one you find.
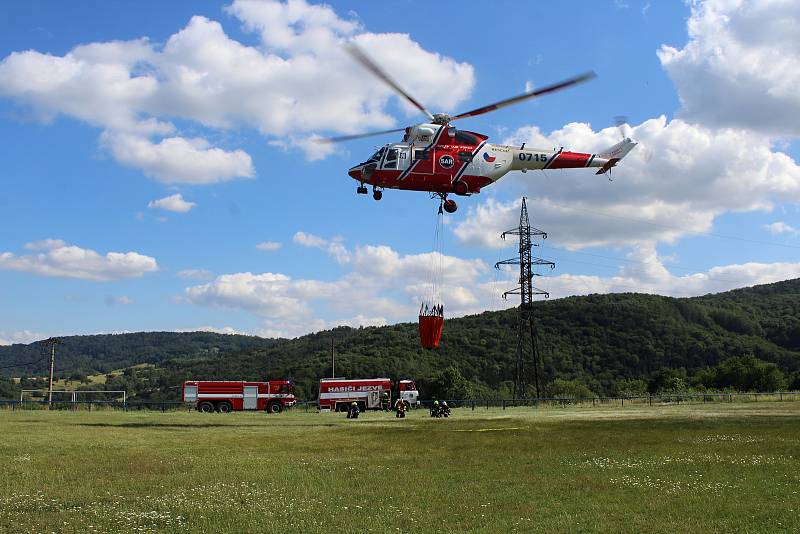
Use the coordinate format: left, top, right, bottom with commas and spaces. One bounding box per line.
483, 152, 496, 163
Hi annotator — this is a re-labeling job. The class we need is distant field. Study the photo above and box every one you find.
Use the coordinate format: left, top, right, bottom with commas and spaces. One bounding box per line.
1, 404, 799, 533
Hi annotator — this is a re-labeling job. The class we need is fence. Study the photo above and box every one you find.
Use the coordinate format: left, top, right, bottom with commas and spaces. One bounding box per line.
418, 391, 800, 410
1, 391, 799, 412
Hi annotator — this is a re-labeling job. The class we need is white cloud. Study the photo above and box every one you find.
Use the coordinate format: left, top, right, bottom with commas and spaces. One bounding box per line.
104, 133, 254, 184
182, 234, 800, 337
105, 295, 133, 306
0, 0, 475, 179
256, 241, 282, 251
24, 238, 66, 251
0, 240, 158, 281
147, 193, 197, 213
172, 325, 243, 335
455, 117, 800, 250
182, 240, 492, 337
293, 231, 350, 264
765, 221, 799, 236
541, 245, 800, 300
293, 231, 327, 248
268, 134, 336, 162
182, 271, 346, 318
0, 330, 47, 346
177, 268, 214, 280
658, 0, 800, 136
254, 314, 388, 339
352, 245, 487, 286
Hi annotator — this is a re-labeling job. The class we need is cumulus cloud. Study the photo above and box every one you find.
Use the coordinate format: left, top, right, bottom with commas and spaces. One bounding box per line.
24, 238, 66, 250
0, 0, 475, 180
182, 272, 346, 318
455, 117, 800, 250
658, 0, 800, 136
293, 231, 350, 264
0, 330, 47, 346
0, 239, 158, 281
256, 241, 282, 251
255, 314, 388, 339
106, 133, 254, 184
147, 193, 197, 213
541, 245, 800, 300
172, 325, 243, 335
765, 221, 799, 236
182, 234, 800, 337
182, 239, 491, 336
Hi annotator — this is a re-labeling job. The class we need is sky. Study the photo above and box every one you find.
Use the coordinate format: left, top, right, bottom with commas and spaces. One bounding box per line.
1, 0, 799, 342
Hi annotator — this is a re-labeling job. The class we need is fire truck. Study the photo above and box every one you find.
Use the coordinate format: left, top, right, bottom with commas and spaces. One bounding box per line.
318, 378, 419, 412
182, 379, 296, 414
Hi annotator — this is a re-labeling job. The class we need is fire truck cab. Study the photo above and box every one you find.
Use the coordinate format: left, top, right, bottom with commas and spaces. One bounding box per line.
318, 378, 419, 412
183, 379, 296, 414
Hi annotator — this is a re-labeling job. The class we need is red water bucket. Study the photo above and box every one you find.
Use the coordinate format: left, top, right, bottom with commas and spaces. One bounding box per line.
418, 314, 444, 349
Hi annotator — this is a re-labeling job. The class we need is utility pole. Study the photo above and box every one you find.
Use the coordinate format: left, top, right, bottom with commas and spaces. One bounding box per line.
495, 198, 554, 399
43, 338, 63, 407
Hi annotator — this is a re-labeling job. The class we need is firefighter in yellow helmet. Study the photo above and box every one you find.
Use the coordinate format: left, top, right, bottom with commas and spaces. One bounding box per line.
394, 396, 408, 418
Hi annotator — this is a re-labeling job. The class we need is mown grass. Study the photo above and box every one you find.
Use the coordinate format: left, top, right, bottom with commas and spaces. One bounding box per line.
1, 403, 799, 533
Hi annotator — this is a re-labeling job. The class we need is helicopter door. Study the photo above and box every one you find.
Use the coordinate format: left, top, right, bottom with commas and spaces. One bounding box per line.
396, 148, 410, 171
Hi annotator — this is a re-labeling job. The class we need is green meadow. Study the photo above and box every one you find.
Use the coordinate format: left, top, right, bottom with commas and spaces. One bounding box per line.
1, 403, 799, 533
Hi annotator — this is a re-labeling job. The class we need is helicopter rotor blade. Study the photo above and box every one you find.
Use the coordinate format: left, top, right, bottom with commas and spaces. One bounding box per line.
346, 43, 435, 121
315, 127, 407, 144
614, 115, 629, 140
450, 71, 597, 121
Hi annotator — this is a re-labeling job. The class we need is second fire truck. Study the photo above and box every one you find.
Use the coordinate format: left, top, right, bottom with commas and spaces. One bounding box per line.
318, 377, 419, 412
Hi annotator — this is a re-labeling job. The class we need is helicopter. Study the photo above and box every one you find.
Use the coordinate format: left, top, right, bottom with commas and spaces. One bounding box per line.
321, 45, 637, 213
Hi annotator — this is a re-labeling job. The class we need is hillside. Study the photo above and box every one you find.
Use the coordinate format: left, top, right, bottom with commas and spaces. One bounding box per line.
0, 331, 271, 376
2, 279, 799, 399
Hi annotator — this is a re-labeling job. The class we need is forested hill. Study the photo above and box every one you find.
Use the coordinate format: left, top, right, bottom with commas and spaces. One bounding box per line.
1, 278, 799, 399
0, 331, 271, 376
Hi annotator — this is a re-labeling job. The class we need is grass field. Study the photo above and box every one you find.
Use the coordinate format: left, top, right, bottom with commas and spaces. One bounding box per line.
1, 403, 799, 533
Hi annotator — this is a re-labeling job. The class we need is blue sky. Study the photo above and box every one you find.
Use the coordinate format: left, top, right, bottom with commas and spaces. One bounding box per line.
1, 0, 799, 342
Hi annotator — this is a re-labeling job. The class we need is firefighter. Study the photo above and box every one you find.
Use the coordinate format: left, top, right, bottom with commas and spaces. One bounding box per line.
346, 401, 360, 419
381, 391, 390, 411
430, 400, 440, 417
440, 401, 450, 418
394, 397, 407, 418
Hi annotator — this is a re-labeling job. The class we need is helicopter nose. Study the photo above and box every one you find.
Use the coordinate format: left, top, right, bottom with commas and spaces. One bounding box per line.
348, 166, 362, 180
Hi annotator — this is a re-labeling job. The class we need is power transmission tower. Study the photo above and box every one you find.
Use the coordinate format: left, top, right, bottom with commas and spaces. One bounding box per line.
43, 338, 63, 407
495, 197, 554, 399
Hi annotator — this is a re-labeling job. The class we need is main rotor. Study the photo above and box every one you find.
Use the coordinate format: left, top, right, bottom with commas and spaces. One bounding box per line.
319, 44, 596, 143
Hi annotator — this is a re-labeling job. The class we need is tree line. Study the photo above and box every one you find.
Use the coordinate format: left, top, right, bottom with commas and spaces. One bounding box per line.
1, 278, 798, 401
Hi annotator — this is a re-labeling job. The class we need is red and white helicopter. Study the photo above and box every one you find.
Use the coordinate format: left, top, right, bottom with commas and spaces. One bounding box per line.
322, 46, 637, 213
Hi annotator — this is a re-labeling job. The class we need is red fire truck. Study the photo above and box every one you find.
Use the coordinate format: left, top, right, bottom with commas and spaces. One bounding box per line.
182, 380, 296, 414
318, 378, 419, 412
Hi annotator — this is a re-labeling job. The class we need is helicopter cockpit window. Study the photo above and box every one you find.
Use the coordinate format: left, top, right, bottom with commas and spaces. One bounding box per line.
370, 147, 386, 162
358, 147, 386, 167
383, 148, 399, 169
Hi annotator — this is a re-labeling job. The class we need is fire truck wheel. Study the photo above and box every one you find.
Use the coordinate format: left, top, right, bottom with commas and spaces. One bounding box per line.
267, 401, 283, 414
217, 401, 233, 413
198, 401, 214, 413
